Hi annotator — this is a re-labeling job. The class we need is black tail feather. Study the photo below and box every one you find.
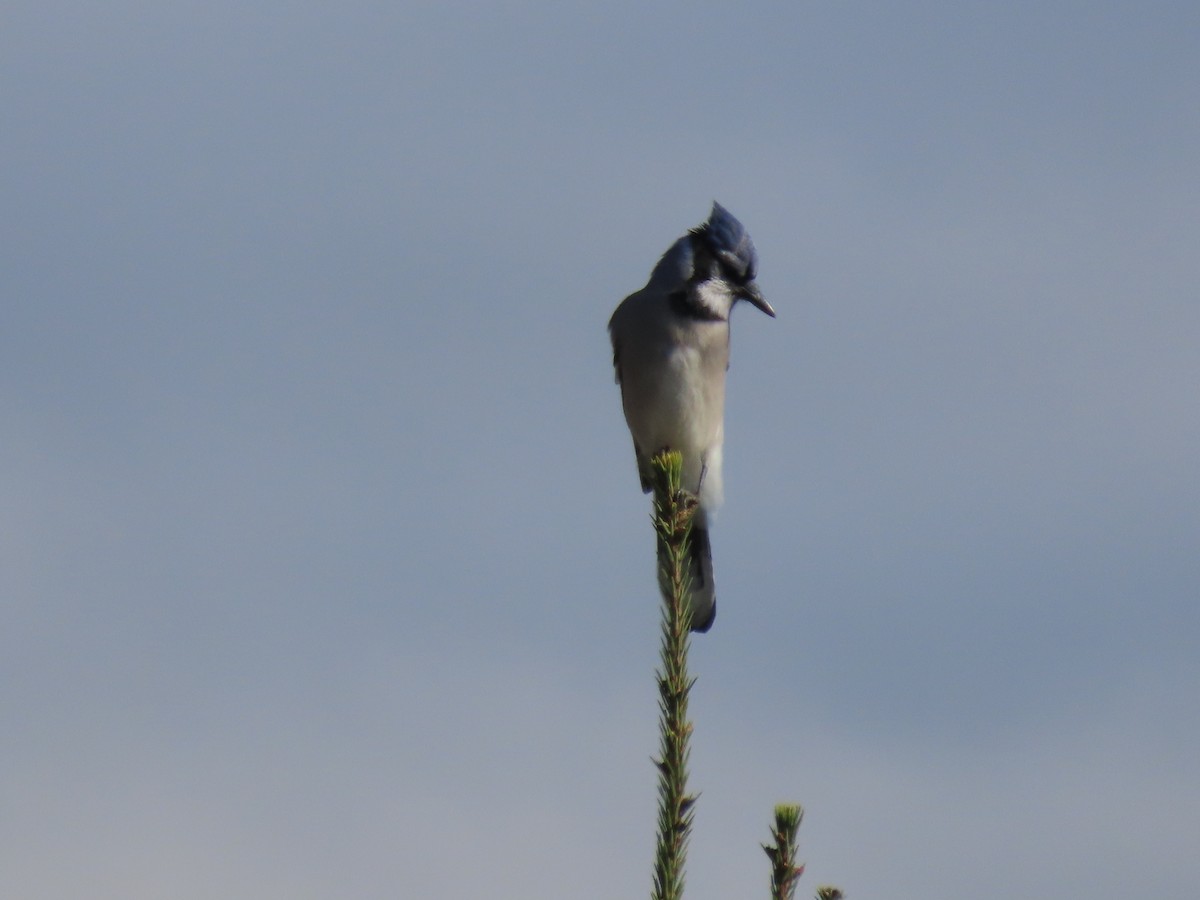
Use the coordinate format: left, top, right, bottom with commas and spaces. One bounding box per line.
657, 524, 717, 634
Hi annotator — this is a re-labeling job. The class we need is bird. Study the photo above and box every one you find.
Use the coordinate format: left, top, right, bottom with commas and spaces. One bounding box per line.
608, 202, 775, 632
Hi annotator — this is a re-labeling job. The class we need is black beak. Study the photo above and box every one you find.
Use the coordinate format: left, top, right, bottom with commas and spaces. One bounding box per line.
738, 282, 775, 317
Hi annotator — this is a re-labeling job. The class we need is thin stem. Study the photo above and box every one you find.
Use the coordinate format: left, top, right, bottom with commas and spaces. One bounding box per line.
649, 451, 698, 900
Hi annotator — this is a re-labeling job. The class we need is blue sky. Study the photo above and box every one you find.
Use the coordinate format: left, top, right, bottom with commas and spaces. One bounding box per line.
4, 2, 1198, 897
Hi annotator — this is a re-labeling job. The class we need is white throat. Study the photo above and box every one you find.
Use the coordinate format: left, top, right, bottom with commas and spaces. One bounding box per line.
689, 278, 735, 320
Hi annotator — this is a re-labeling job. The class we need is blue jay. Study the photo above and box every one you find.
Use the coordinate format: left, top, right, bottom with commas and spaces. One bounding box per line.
609, 203, 774, 632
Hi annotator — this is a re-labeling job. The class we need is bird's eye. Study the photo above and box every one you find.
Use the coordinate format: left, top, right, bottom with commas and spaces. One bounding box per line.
723, 261, 753, 285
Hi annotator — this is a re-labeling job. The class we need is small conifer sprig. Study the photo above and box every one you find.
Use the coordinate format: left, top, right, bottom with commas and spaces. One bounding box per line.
763, 804, 805, 900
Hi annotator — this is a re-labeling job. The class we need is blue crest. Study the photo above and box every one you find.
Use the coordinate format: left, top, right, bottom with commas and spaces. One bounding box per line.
698, 201, 757, 282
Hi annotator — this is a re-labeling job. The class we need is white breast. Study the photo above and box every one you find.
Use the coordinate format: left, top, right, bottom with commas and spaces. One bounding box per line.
623, 342, 726, 511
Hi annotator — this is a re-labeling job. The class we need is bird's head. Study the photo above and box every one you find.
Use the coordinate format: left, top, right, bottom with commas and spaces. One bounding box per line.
648, 203, 774, 320
690, 201, 775, 318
